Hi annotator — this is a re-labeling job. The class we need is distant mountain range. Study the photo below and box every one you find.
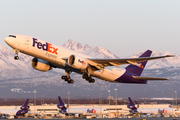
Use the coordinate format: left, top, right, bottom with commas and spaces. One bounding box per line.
63, 39, 180, 69
0, 40, 180, 99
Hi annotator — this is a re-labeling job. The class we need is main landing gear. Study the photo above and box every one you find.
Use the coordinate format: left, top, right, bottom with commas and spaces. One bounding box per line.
82, 74, 95, 83
61, 75, 74, 84
61, 70, 74, 84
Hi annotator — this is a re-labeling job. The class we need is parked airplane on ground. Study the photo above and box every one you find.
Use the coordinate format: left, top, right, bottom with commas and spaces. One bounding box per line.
0, 99, 29, 119
5, 34, 174, 84
57, 96, 109, 117
127, 97, 179, 115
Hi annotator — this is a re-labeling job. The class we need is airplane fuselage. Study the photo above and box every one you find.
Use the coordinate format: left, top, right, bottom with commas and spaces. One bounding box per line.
137, 108, 179, 114
64, 107, 109, 115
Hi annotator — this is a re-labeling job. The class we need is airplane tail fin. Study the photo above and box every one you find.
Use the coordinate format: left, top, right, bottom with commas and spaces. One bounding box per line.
22, 99, 29, 107
126, 50, 152, 76
16, 99, 29, 116
57, 96, 67, 113
127, 97, 138, 113
20, 99, 30, 110
128, 97, 135, 106
58, 96, 65, 106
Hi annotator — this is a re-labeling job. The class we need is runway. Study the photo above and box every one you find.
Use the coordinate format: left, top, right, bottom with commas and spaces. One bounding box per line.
12, 118, 180, 120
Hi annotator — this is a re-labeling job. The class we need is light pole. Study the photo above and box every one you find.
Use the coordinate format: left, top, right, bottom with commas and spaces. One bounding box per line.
175, 91, 177, 109
34, 89, 37, 115
114, 88, 118, 117
108, 90, 111, 105
68, 92, 70, 117
108, 90, 110, 111
172, 92, 174, 115
99, 91, 102, 117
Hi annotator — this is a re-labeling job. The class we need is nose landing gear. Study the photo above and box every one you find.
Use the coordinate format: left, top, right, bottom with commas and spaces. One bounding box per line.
14, 56, 19, 60
13, 49, 19, 60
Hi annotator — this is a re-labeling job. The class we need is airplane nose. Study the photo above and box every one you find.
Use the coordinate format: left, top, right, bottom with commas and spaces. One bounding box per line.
4, 37, 10, 44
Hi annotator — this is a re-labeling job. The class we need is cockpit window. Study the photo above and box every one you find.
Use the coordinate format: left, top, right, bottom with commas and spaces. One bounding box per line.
8, 35, 16, 38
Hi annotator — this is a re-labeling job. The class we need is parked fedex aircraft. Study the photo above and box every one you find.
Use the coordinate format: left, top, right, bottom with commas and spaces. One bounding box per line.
127, 97, 179, 115
57, 96, 109, 117
5, 34, 174, 84
0, 99, 29, 119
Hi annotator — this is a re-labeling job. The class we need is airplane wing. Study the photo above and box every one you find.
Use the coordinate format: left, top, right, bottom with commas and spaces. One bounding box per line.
132, 76, 169, 80
87, 55, 174, 69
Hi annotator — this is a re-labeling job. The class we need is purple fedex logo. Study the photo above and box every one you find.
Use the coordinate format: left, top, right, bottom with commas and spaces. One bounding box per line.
78, 59, 86, 64
158, 109, 167, 113
32, 38, 58, 55
87, 109, 96, 113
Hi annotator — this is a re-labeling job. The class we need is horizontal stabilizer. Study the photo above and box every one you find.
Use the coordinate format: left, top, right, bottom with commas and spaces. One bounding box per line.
133, 76, 169, 80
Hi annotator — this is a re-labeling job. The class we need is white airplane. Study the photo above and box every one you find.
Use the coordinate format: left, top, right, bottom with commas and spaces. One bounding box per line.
0, 99, 29, 119
5, 34, 174, 84
57, 96, 109, 117
127, 97, 179, 115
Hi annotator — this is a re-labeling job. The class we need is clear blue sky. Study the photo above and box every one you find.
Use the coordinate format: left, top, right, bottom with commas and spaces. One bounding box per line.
0, 0, 180, 57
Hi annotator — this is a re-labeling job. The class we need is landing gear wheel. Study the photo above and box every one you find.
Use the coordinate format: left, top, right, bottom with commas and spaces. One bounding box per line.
82, 75, 86, 79
14, 56, 19, 60
91, 79, 95, 83
82, 74, 95, 83
62, 74, 74, 84
61, 76, 65, 79
70, 79, 74, 83
64, 78, 68, 81
67, 78, 74, 84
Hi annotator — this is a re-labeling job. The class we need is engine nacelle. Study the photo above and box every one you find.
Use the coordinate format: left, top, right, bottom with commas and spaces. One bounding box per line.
31, 58, 51, 72
67, 55, 88, 70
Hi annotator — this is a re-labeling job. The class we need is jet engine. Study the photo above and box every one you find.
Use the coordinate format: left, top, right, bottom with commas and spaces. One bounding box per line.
31, 58, 52, 72
67, 55, 88, 70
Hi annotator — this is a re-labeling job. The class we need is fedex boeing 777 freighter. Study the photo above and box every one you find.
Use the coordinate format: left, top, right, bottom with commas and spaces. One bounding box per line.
5, 34, 174, 84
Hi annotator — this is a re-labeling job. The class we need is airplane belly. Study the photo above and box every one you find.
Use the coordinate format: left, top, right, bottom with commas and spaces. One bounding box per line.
94, 67, 126, 82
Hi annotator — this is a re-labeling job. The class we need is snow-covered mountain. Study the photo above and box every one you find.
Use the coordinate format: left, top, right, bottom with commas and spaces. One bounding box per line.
63, 39, 119, 59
